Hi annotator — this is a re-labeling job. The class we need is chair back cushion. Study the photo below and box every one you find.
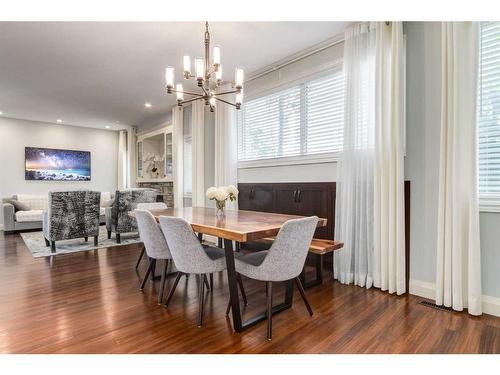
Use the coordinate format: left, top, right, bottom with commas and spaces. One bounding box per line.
111, 189, 157, 233
135, 209, 171, 259
159, 216, 213, 274
261, 216, 319, 281
45, 190, 101, 240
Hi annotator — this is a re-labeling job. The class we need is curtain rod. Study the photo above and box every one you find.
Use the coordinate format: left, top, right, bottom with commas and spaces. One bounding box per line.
246, 37, 345, 83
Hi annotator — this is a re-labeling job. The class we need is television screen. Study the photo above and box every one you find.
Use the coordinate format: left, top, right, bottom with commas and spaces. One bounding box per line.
25, 147, 91, 181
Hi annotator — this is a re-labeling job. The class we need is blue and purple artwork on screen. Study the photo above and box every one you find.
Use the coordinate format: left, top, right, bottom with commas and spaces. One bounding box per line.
25, 147, 91, 181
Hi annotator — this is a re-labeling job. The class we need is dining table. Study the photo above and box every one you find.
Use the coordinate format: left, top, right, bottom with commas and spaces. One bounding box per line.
132, 206, 327, 333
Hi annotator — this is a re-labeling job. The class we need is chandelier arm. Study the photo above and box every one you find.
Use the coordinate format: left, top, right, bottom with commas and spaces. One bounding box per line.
214, 97, 238, 107
170, 89, 205, 98
213, 89, 240, 96
180, 96, 205, 105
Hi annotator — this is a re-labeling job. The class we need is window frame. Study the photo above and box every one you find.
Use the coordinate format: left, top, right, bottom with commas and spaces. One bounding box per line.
237, 64, 344, 169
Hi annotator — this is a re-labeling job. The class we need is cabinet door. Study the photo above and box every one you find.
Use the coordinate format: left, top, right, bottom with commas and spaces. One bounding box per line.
164, 132, 173, 178
295, 185, 329, 238
274, 185, 301, 215
238, 184, 274, 212
137, 141, 143, 178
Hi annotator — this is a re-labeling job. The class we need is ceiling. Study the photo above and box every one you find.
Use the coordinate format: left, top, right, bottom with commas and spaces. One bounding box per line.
0, 22, 349, 131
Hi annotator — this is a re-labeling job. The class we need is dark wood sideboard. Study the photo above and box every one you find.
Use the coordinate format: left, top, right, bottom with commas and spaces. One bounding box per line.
238, 181, 411, 292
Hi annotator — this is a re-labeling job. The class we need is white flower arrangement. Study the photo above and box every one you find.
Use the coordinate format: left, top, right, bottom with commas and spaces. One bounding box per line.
206, 185, 239, 213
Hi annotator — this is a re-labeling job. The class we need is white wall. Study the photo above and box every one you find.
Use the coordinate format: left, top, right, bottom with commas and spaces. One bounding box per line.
0, 117, 119, 226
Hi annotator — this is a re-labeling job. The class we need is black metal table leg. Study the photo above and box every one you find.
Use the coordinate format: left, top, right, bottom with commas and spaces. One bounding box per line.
223, 238, 243, 332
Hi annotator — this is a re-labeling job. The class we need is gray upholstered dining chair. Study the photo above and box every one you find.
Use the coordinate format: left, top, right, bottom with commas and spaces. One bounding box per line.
159, 216, 246, 328
134, 208, 172, 304
135, 202, 168, 270
232, 216, 319, 340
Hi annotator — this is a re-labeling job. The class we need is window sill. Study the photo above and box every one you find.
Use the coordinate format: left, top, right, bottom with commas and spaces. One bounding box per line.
238, 153, 340, 169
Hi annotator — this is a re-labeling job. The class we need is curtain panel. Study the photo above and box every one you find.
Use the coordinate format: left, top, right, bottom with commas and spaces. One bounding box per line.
214, 90, 238, 209
373, 22, 406, 295
335, 22, 406, 294
172, 106, 184, 209
436, 22, 482, 315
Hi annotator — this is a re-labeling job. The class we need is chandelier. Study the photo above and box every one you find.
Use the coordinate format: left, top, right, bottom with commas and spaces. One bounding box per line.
164, 22, 244, 112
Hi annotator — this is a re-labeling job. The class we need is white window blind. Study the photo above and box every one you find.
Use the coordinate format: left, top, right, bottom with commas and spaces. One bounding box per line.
478, 22, 500, 207
238, 69, 344, 163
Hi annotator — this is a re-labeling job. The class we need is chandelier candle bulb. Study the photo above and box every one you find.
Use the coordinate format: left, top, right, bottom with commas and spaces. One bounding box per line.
183, 56, 191, 77
165, 66, 174, 92
176, 84, 184, 104
213, 46, 221, 67
235, 91, 243, 105
195, 58, 204, 81
216, 66, 222, 82
235, 68, 244, 89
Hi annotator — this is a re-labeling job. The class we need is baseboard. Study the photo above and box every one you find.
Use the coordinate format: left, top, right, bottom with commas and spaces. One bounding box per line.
409, 278, 500, 317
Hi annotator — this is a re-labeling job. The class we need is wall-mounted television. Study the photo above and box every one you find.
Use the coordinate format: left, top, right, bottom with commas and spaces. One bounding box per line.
25, 147, 91, 181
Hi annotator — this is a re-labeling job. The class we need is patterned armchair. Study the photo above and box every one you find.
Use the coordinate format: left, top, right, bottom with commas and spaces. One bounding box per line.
105, 188, 157, 243
43, 190, 101, 253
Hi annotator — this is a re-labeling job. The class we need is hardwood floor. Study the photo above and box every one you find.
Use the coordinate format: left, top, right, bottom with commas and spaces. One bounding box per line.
0, 230, 498, 354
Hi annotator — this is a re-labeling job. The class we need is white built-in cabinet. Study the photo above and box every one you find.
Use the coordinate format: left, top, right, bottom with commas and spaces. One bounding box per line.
136, 125, 173, 183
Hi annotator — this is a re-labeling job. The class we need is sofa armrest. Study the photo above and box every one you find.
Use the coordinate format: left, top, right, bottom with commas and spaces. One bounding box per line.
2, 203, 15, 232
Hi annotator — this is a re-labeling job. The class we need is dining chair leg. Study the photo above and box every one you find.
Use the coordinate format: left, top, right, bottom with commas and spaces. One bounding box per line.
94, 236, 98, 247
140, 258, 155, 290
209, 273, 214, 290
203, 274, 210, 291
165, 272, 183, 307
135, 245, 145, 270
294, 277, 313, 316
158, 260, 169, 304
150, 258, 156, 281
237, 274, 248, 305
266, 281, 273, 341
197, 273, 206, 327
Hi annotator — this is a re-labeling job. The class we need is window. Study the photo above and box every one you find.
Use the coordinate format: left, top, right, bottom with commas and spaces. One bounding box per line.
237, 69, 344, 164
478, 22, 500, 208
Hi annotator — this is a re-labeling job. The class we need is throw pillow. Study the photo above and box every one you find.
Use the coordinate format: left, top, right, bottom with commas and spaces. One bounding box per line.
7, 200, 30, 212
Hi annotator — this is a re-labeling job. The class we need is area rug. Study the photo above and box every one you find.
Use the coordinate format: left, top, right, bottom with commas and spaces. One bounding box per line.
21, 226, 142, 258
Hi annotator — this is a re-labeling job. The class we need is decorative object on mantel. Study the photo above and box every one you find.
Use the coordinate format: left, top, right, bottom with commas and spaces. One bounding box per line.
144, 152, 165, 179
164, 22, 244, 112
206, 185, 238, 215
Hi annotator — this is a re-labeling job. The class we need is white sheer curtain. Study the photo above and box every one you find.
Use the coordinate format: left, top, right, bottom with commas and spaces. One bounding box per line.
436, 22, 482, 315
335, 22, 406, 293
172, 106, 184, 209
214, 91, 238, 209
373, 22, 406, 295
334, 23, 375, 287
117, 130, 128, 190
191, 100, 205, 207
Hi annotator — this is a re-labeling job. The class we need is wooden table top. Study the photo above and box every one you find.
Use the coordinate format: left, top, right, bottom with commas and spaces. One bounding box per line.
131, 206, 327, 242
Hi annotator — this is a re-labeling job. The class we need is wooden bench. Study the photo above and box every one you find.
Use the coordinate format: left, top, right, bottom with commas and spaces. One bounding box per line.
245, 237, 344, 289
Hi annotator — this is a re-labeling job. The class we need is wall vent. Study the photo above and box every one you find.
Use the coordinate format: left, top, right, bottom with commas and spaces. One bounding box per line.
418, 300, 456, 312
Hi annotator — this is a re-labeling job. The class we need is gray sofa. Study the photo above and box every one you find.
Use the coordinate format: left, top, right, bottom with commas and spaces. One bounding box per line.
2, 192, 114, 233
